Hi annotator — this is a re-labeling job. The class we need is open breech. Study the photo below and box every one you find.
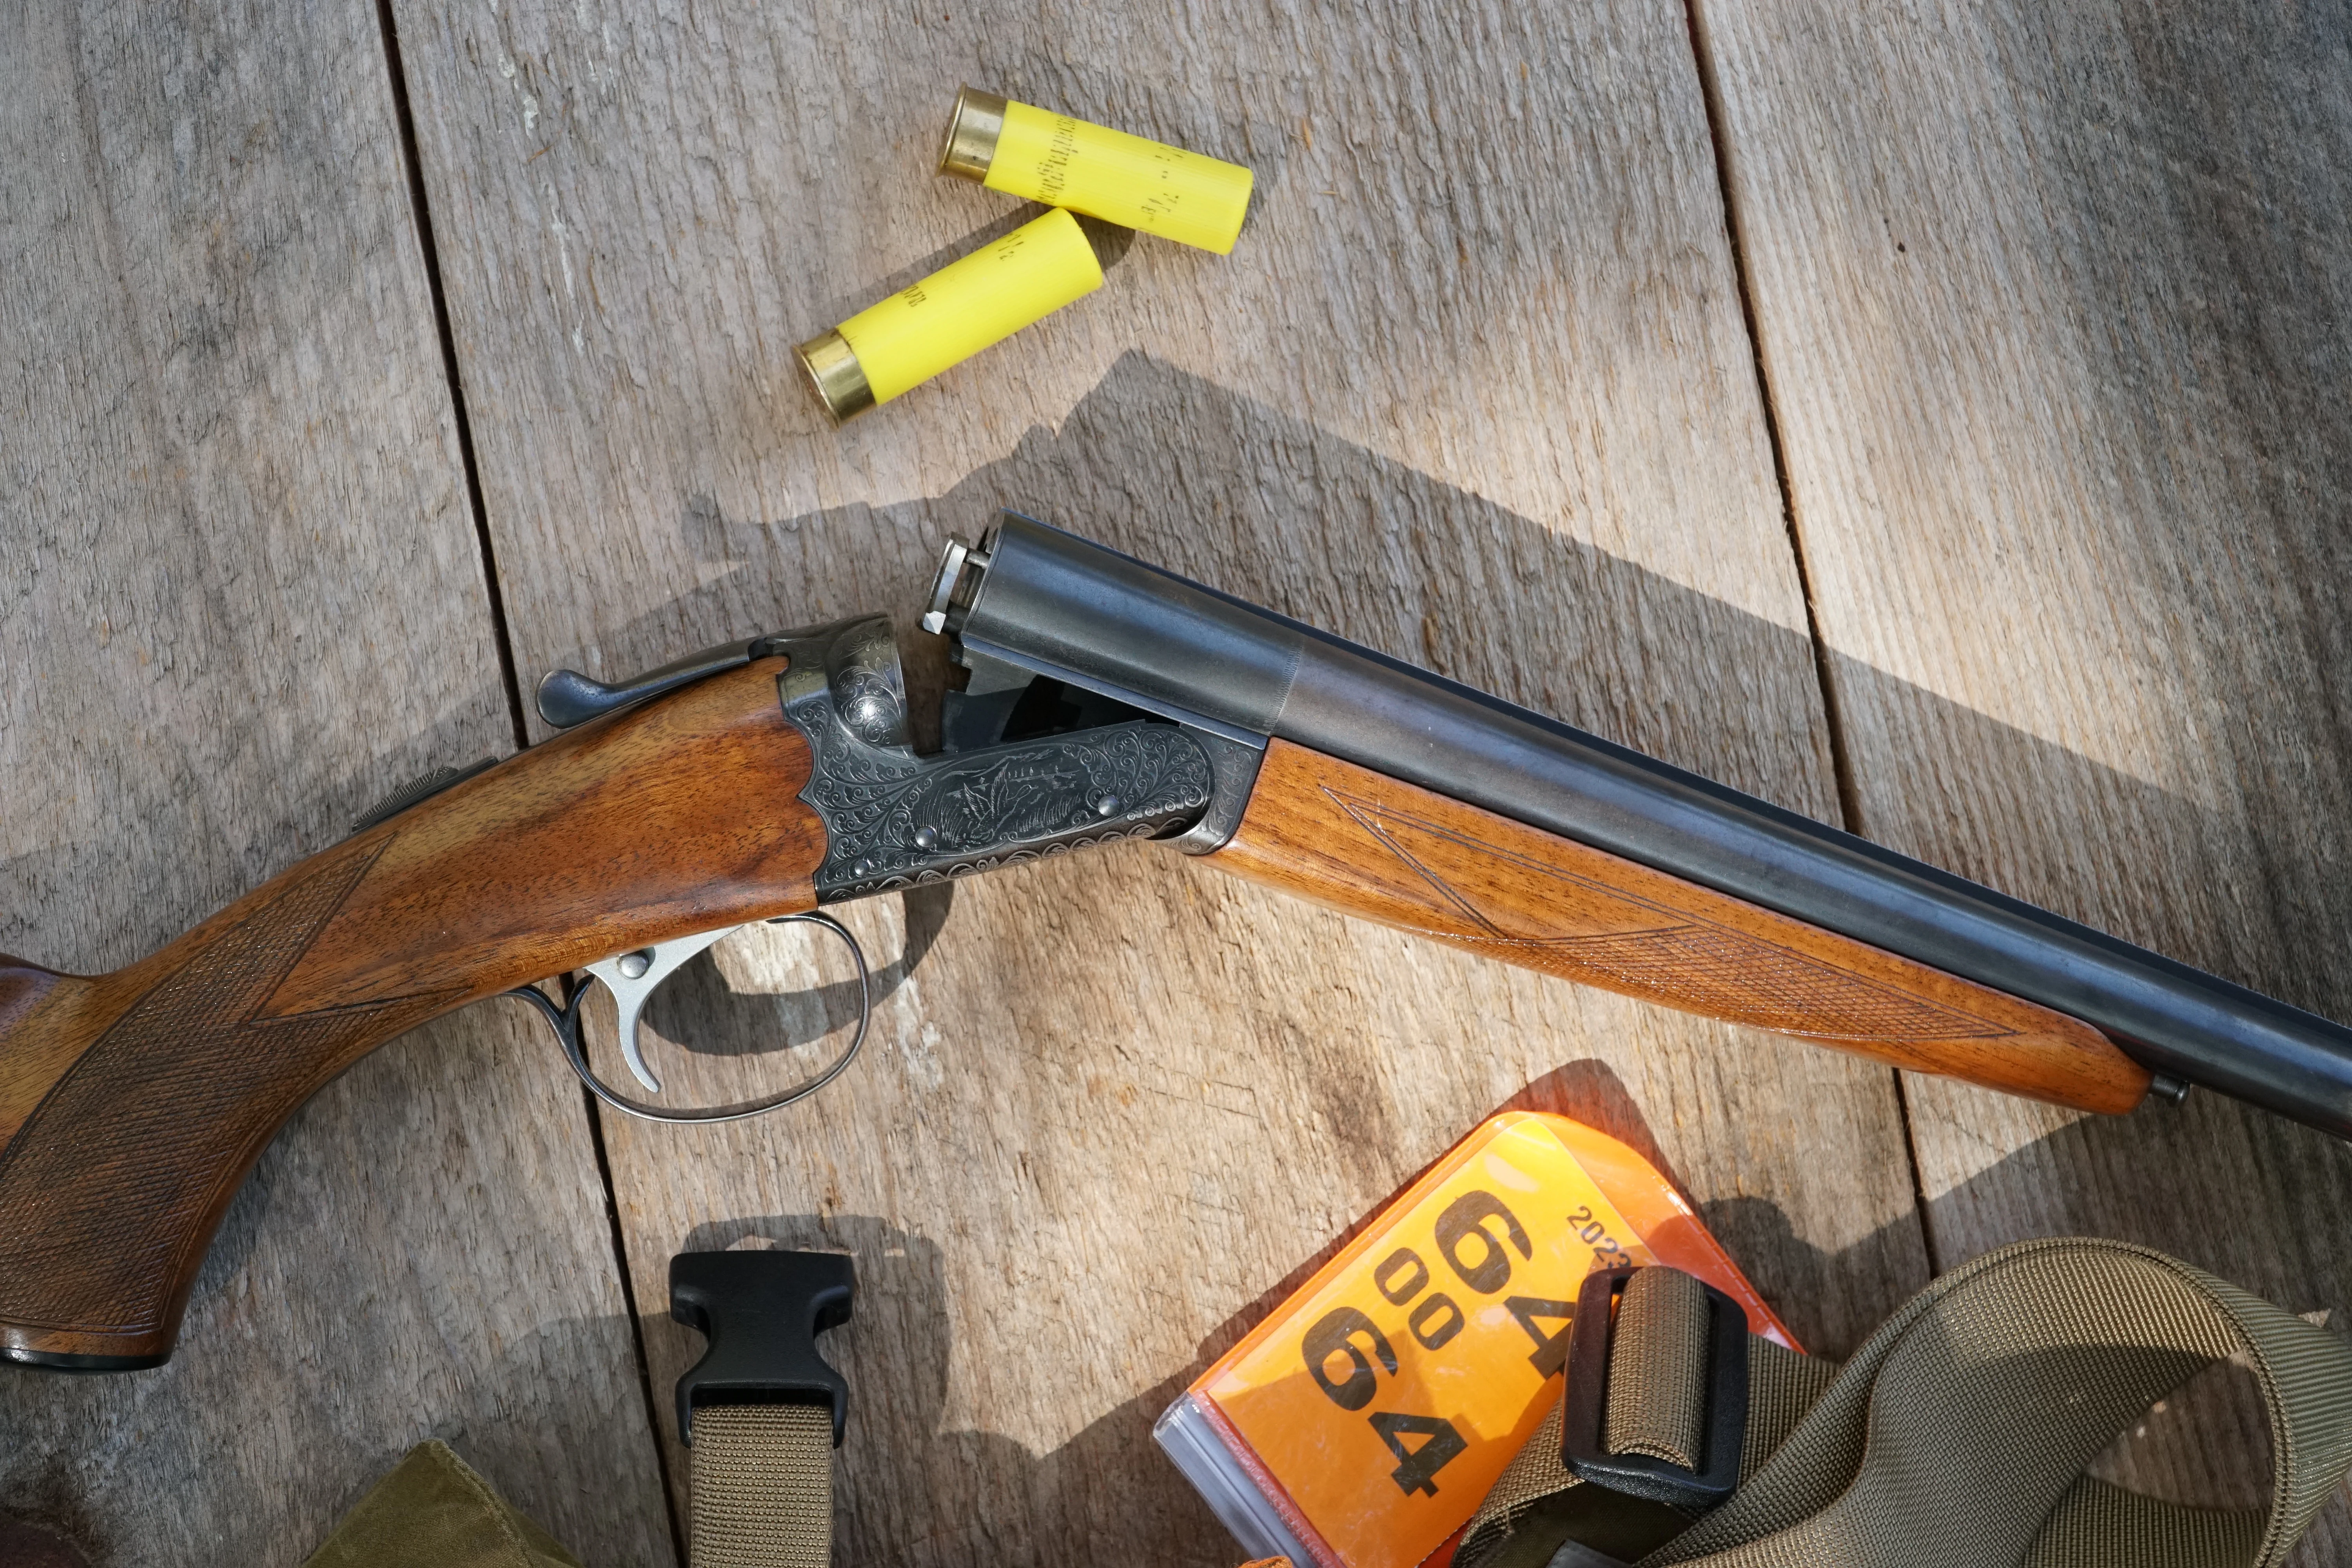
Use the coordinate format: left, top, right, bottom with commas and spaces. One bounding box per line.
5, 511, 2348, 1370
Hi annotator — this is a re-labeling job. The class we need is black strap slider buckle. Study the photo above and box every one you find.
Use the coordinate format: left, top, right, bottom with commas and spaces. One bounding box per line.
670, 1249, 855, 1448
1561, 1265, 1748, 1510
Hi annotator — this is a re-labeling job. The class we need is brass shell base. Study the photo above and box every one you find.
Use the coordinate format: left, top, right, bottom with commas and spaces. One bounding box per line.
938, 86, 1008, 183
795, 329, 875, 424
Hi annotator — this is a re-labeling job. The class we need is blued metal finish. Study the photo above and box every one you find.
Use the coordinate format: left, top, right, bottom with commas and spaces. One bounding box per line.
938, 514, 2352, 1138
782, 615, 1217, 901
534, 638, 769, 730
508, 910, 871, 1125
942, 518, 1301, 734
1170, 731, 1266, 855
800, 717, 1211, 900
948, 634, 1269, 749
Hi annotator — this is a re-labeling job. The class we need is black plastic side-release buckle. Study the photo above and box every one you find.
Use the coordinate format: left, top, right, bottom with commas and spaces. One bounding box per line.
671, 1249, 855, 1447
1561, 1265, 1748, 1510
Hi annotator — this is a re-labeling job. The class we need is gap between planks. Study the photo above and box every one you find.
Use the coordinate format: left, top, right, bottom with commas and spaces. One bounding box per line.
1673, 0, 1943, 1272
374, 0, 532, 754
370, 0, 690, 1558
356, 3, 1944, 1554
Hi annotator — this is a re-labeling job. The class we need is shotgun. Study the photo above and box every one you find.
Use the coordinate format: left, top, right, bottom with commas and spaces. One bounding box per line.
4, 513, 2347, 1370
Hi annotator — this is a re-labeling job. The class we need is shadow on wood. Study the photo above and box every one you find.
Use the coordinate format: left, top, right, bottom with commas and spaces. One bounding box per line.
648, 1078, 2344, 1568
545, 353, 2347, 1564
637, 882, 958, 1065
1699, 1100, 2352, 1539
652, 350, 2269, 955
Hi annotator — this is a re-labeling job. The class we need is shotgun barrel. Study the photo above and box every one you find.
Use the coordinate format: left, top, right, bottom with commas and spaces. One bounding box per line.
5, 509, 2343, 1371
938, 513, 2352, 1138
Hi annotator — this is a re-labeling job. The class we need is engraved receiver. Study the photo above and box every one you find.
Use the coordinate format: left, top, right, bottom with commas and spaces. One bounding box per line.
6, 511, 2350, 1370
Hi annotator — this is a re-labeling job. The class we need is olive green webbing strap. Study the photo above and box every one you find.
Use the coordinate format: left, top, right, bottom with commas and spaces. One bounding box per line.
688, 1404, 834, 1568
301, 1441, 586, 1568
1601, 1268, 1726, 1470
1461, 1238, 2352, 1568
297, 1414, 835, 1568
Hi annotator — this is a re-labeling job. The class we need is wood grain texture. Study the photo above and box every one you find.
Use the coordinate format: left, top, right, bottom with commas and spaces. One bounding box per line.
0, 661, 818, 1364
0, 0, 670, 1559
389, 0, 1936, 1559
277, 657, 818, 1013
1690, 0, 2352, 1551
1213, 739, 2148, 1114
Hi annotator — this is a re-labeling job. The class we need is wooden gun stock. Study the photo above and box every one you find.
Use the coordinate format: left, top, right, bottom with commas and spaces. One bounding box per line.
0, 659, 822, 1368
0, 664, 2154, 1370
1209, 740, 2152, 1116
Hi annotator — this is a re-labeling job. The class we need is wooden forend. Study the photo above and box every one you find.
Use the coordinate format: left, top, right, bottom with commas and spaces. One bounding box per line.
0, 659, 824, 1367
1210, 740, 2151, 1116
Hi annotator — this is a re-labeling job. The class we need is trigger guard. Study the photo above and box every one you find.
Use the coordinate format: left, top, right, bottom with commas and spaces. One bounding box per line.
505, 911, 871, 1126
584, 926, 740, 1092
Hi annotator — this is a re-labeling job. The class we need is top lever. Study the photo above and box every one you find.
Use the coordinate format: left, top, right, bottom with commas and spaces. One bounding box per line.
535, 637, 777, 730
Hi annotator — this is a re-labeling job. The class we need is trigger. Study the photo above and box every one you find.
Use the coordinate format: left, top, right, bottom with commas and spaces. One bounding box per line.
584, 925, 742, 1092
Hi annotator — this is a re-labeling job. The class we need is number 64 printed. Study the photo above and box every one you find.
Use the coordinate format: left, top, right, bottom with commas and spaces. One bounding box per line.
1296, 1189, 1587, 1496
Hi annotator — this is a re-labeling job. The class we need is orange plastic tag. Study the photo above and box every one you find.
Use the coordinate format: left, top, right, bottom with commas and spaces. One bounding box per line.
1185, 1113, 1794, 1568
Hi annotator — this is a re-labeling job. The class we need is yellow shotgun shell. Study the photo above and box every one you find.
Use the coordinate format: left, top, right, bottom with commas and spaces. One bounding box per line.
938, 87, 1254, 256
794, 206, 1104, 423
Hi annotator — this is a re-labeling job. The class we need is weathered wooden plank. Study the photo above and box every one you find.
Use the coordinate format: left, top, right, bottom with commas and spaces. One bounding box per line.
0, 4, 671, 1562
1692, 0, 2352, 1550
391, 0, 1930, 1558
